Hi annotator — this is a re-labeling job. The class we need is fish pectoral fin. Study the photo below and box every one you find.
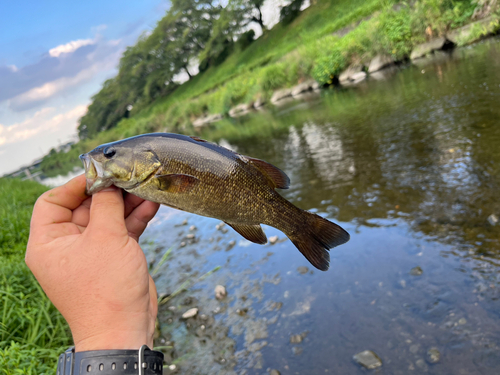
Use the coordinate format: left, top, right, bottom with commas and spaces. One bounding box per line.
225, 223, 267, 245
155, 174, 199, 193
245, 156, 290, 189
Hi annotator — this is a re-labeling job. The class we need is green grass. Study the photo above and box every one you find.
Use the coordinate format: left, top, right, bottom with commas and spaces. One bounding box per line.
0, 178, 72, 374
39, 0, 495, 177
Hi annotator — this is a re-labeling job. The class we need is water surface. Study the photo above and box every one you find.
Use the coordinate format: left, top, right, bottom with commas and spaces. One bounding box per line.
143, 37, 500, 374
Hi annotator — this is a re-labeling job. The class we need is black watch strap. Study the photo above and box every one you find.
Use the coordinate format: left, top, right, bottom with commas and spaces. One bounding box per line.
57, 345, 164, 375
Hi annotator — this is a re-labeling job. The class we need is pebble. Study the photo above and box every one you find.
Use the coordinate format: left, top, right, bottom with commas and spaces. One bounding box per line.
269, 236, 279, 244
180, 242, 186, 247
167, 306, 176, 312
186, 234, 195, 239
297, 266, 309, 275
292, 346, 303, 355
215, 285, 227, 300
399, 280, 407, 288
189, 225, 197, 231
290, 332, 307, 343
487, 214, 498, 226
415, 359, 428, 372
181, 219, 188, 225
216, 222, 226, 230
182, 307, 198, 319
168, 364, 177, 371
410, 266, 423, 276
270, 370, 281, 375
353, 350, 382, 369
458, 318, 467, 325
426, 347, 441, 363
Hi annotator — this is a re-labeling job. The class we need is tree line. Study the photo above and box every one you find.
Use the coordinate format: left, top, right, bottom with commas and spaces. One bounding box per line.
78, 0, 304, 139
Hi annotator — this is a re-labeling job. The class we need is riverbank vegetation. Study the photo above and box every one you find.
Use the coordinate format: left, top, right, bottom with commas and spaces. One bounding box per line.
38, 0, 499, 177
0, 178, 71, 373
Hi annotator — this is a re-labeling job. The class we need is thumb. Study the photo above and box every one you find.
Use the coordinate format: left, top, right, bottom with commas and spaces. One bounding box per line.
88, 186, 127, 235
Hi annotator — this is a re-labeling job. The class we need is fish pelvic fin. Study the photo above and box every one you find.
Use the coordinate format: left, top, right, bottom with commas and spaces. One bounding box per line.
226, 222, 267, 244
244, 156, 290, 189
288, 212, 350, 271
155, 174, 199, 193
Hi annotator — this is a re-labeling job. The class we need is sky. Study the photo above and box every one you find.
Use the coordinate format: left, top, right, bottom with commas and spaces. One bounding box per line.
0, 0, 300, 177
0, 0, 169, 175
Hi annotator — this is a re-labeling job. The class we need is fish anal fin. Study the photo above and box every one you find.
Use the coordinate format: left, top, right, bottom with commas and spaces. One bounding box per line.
245, 156, 290, 189
155, 174, 199, 193
226, 222, 267, 244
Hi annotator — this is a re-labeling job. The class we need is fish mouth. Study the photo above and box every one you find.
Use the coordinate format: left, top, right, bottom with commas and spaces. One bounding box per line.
79, 153, 113, 195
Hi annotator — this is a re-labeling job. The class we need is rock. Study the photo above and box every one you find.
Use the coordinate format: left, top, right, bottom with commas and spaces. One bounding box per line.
415, 358, 429, 372
269, 370, 281, 375
410, 266, 423, 276
290, 332, 308, 343
192, 113, 223, 128
399, 279, 406, 288
426, 347, 441, 364
253, 97, 266, 108
291, 80, 319, 96
269, 235, 279, 244
292, 346, 303, 355
410, 37, 447, 60
229, 103, 252, 117
189, 225, 197, 231
409, 344, 420, 354
447, 16, 500, 45
350, 71, 367, 83
368, 54, 394, 73
339, 65, 364, 83
297, 266, 309, 275
458, 318, 467, 325
488, 214, 498, 226
215, 285, 227, 300
182, 307, 198, 319
271, 88, 293, 104
353, 350, 382, 369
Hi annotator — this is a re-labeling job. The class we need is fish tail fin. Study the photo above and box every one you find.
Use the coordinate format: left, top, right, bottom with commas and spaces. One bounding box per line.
287, 211, 350, 271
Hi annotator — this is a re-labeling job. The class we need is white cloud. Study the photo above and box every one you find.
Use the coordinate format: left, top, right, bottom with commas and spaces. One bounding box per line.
0, 105, 86, 147
49, 39, 95, 58
9, 46, 121, 110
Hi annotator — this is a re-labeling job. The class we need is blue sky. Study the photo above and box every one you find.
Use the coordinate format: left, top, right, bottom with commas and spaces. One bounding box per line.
0, 0, 170, 175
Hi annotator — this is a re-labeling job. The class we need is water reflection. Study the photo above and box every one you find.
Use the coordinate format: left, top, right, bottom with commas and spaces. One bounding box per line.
150, 37, 500, 374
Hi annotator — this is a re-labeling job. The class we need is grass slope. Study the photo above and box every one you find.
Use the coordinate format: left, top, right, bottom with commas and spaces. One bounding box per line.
0, 178, 71, 374
39, 0, 498, 178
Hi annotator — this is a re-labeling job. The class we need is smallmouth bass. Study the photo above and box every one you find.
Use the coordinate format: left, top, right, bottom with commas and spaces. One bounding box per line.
80, 133, 349, 270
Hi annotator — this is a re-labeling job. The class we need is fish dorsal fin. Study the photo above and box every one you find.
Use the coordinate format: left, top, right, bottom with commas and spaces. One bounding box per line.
155, 174, 199, 193
244, 156, 290, 189
225, 222, 267, 244
189, 136, 208, 143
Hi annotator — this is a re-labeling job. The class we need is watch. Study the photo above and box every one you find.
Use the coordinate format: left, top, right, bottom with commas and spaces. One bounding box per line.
56, 345, 164, 375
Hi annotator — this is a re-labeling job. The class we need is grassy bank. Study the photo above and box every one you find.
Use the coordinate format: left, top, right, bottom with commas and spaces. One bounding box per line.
0, 178, 71, 374
39, 0, 499, 177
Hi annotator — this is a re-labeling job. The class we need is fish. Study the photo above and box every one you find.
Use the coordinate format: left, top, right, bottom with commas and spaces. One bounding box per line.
80, 133, 349, 270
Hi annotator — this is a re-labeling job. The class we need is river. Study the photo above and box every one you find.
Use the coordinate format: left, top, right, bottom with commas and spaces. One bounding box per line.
141, 36, 500, 374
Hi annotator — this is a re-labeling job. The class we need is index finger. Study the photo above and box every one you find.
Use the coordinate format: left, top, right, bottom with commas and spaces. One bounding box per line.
31, 174, 88, 229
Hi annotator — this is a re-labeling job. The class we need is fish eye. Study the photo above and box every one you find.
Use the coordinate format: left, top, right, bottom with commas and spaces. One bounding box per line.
103, 147, 116, 159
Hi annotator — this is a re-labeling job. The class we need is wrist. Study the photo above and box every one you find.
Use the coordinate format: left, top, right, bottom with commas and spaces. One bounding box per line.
74, 329, 154, 352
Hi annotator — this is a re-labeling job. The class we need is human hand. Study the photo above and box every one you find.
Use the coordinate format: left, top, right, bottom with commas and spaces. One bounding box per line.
26, 174, 160, 352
